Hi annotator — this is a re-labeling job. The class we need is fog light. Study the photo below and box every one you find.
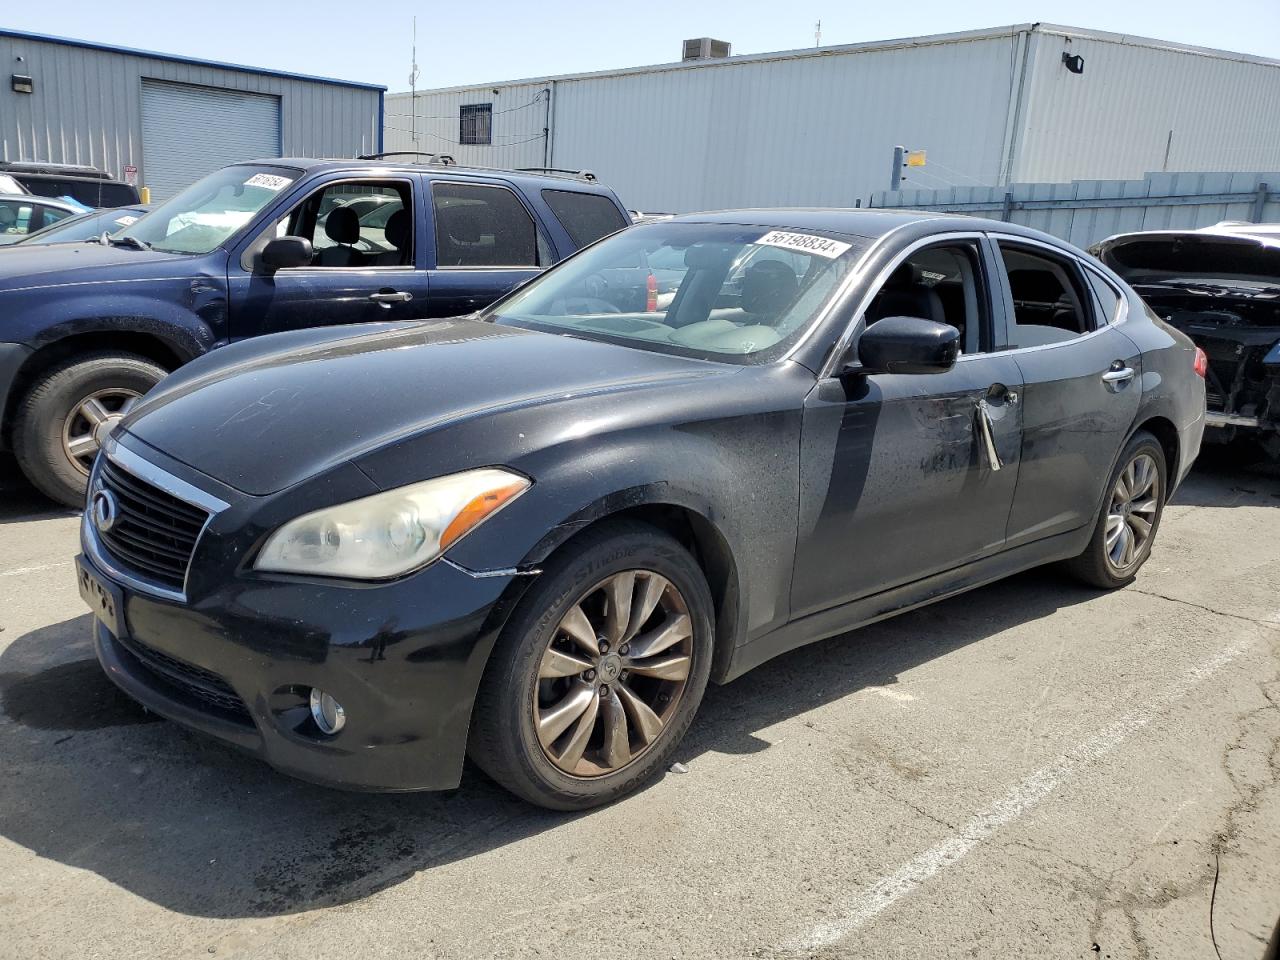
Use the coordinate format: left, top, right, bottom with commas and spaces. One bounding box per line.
309, 688, 346, 735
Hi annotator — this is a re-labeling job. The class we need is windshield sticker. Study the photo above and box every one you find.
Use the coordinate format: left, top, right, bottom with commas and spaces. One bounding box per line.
113, 215, 139, 227
756, 230, 852, 260
243, 173, 292, 192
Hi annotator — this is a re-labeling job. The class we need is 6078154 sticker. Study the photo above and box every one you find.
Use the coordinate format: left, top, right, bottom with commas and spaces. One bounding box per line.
243, 173, 292, 192
756, 230, 852, 259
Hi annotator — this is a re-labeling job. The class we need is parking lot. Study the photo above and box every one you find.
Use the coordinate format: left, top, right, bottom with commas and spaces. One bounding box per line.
0, 447, 1275, 959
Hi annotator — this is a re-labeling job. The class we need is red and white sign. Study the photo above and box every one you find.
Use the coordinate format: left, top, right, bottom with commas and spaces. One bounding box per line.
123, 164, 138, 185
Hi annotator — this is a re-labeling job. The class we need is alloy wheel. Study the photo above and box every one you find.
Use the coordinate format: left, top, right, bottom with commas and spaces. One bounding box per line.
61, 388, 140, 477
1105, 452, 1160, 572
533, 570, 694, 778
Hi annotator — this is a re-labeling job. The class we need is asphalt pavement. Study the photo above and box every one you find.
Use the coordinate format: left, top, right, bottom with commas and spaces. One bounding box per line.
1, 448, 1278, 959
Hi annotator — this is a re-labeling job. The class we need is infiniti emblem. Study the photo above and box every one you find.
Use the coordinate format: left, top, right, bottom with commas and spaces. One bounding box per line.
92, 489, 118, 533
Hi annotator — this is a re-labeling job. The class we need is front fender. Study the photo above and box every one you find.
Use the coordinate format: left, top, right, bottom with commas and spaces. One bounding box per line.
3, 275, 226, 359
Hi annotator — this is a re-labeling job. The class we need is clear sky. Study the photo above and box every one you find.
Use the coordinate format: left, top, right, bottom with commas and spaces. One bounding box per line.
4, 0, 1279, 91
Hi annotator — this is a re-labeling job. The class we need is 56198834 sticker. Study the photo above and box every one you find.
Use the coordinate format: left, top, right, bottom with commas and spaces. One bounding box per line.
756, 230, 852, 260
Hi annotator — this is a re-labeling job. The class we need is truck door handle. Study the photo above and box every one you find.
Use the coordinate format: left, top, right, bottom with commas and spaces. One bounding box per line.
1101, 365, 1135, 385
976, 398, 1003, 472
369, 291, 413, 304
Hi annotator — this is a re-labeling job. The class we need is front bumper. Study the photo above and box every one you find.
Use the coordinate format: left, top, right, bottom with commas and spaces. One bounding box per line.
81, 545, 529, 793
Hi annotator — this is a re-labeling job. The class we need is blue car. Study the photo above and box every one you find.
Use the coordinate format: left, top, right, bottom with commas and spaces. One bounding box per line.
0, 158, 631, 505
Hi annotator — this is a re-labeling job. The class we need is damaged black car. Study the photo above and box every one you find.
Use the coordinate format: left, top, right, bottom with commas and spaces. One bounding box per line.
1093, 225, 1280, 457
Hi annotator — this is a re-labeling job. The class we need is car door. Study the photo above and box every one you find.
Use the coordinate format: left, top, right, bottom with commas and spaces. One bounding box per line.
790, 235, 1024, 618
423, 180, 552, 318
227, 175, 429, 339
989, 237, 1142, 547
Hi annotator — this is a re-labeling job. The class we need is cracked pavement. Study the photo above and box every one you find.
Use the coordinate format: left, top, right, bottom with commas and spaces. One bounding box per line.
1, 448, 1278, 959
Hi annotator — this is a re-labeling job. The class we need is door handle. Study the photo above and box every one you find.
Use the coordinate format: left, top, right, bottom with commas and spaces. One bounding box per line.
369, 291, 413, 304
976, 398, 1003, 472
1101, 365, 1135, 385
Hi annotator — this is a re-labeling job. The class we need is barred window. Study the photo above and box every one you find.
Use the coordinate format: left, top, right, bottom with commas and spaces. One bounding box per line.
459, 104, 492, 145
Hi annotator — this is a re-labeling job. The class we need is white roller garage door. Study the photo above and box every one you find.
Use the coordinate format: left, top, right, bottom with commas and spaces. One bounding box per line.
141, 80, 281, 200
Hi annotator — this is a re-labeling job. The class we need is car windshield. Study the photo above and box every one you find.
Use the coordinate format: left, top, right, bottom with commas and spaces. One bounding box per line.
17, 207, 147, 245
116, 165, 300, 255
487, 222, 869, 363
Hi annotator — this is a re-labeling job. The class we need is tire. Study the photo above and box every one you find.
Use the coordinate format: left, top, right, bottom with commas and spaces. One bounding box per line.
1065, 430, 1167, 589
468, 520, 714, 810
13, 351, 167, 507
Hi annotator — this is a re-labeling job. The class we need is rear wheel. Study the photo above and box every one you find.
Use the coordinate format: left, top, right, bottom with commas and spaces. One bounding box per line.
1065, 431, 1166, 589
13, 352, 166, 507
468, 522, 714, 810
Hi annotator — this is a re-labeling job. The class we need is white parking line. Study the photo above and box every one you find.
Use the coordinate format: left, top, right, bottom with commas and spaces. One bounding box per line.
785, 634, 1259, 954
0, 560, 72, 577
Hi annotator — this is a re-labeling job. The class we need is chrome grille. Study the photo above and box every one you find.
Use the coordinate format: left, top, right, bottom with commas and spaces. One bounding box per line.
96, 457, 209, 592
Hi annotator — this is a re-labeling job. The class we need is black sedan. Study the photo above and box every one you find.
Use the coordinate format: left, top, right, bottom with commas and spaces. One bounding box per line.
77, 210, 1206, 809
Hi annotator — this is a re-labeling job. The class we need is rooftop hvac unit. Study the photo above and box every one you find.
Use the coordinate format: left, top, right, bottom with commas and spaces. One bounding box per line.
682, 38, 731, 61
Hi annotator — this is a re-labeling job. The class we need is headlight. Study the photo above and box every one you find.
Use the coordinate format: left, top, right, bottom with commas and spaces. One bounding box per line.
254, 468, 530, 579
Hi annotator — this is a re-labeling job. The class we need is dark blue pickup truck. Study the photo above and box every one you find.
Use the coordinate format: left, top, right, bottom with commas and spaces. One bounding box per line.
0, 158, 631, 504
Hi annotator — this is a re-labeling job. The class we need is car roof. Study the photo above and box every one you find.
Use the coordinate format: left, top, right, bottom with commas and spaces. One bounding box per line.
662, 207, 1058, 242
0, 192, 85, 211
243, 158, 621, 194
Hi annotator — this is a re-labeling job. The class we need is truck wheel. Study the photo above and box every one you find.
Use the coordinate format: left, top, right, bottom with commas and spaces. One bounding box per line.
13, 352, 167, 507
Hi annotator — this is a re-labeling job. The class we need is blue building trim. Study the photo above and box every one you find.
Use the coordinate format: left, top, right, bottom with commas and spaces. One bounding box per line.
0, 27, 386, 92
377, 91, 385, 154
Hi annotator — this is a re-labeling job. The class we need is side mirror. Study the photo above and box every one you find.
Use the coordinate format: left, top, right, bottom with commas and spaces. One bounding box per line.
850, 315, 960, 375
261, 236, 313, 270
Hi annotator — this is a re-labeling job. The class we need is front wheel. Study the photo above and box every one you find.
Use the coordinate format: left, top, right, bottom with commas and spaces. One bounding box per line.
468, 522, 714, 810
13, 351, 167, 507
1065, 431, 1167, 589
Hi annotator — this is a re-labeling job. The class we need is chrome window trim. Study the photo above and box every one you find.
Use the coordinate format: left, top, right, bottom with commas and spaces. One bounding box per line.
81, 437, 229, 604
816, 229, 988, 379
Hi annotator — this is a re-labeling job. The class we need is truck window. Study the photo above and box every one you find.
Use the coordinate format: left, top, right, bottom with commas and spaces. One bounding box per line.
432, 182, 540, 268
541, 189, 629, 247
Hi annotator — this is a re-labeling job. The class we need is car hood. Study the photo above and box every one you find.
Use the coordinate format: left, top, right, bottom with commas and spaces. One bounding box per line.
120, 318, 734, 495
1091, 230, 1280, 291
0, 240, 194, 287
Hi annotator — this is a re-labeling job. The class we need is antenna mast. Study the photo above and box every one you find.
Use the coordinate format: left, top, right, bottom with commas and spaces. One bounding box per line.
409, 17, 421, 148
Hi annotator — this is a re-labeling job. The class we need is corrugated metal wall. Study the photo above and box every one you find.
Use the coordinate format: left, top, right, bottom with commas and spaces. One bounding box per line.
384, 81, 549, 170
870, 171, 1280, 248
388, 31, 1026, 213
0, 33, 381, 192
389, 24, 1280, 216
1013, 28, 1280, 183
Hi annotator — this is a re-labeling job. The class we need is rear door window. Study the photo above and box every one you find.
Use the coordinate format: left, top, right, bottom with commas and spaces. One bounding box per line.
541, 189, 629, 247
997, 243, 1096, 348
432, 182, 542, 268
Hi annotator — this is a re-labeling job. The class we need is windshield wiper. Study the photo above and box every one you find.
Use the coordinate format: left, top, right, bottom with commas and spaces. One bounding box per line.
108, 235, 151, 251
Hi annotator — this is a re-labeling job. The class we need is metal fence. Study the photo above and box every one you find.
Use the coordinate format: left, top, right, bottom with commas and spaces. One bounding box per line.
870, 172, 1280, 248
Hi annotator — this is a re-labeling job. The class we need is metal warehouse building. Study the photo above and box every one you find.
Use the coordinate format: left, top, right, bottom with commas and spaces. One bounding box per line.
1, 29, 384, 200
385, 23, 1280, 213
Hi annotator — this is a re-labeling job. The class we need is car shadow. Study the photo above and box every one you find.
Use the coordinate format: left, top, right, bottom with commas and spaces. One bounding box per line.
0, 567, 1101, 920
1171, 444, 1280, 508
0, 454, 78, 525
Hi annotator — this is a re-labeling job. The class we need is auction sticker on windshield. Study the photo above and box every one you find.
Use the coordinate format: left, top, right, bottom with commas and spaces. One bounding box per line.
757, 230, 852, 259
243, 173, 292, 191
